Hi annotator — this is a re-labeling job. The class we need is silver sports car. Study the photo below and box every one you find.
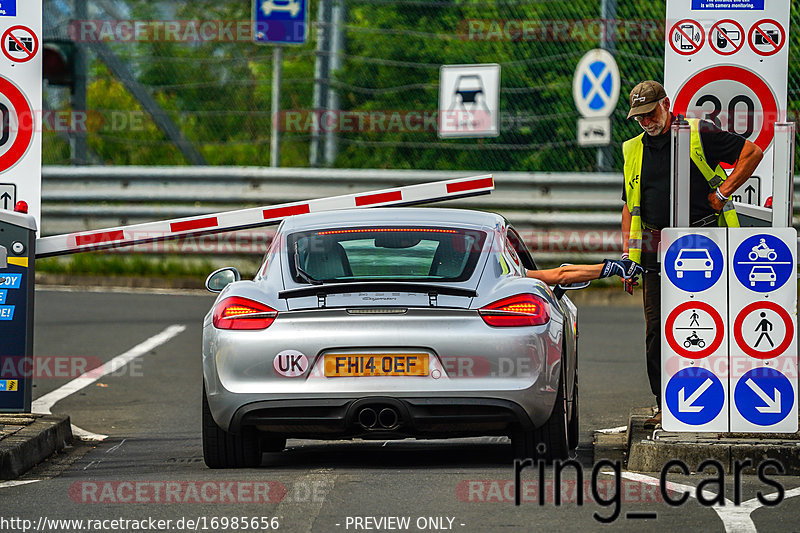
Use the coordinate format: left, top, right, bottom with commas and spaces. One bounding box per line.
202, 207, 583, 467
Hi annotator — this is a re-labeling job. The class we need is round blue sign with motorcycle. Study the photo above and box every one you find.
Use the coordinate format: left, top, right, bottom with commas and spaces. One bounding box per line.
732, 234, 794, 293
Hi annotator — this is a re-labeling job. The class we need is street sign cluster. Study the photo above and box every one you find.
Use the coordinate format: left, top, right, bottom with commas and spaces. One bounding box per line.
572, 49, 619, 147
662, 228, 797, 433
0, 2, 40, 228
664, 1, 790, 207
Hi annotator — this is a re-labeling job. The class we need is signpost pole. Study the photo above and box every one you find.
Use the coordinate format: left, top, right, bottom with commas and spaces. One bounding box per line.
270, 46, 282, 168
670, 117, 691, 227
771, 122, 794, 228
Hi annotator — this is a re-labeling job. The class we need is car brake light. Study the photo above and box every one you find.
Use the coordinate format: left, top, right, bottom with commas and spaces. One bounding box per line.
479, 294, 550, 327
765, 196, 773, 208
212, 296, 277, 330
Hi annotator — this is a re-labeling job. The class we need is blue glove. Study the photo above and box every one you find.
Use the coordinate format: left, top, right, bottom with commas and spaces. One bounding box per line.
600, 258, 643, 280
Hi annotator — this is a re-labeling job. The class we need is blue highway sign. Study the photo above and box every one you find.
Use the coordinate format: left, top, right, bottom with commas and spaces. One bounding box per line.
734, 367, 794, 426
663, 234, 724, 292
665, 367, 725, 426
253, 0, 308, 45
732, 233, 793, 293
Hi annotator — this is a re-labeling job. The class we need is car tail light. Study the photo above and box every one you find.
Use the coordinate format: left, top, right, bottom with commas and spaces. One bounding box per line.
765, 196, 773, 208
479, 294, 550, 327
212, 296, 277, 330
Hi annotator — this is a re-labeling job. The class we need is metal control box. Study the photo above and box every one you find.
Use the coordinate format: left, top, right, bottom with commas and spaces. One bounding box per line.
0, 209, 36, 412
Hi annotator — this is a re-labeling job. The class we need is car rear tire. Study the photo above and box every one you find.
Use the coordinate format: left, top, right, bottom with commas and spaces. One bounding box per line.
513, 371, 569, 462
202, 385, 262, 468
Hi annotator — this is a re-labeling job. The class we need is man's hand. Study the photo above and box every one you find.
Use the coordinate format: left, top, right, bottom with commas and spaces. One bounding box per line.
600, 258, 643, 280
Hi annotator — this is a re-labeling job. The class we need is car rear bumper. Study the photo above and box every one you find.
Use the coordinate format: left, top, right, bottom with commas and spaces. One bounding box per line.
225, 396, 535, 440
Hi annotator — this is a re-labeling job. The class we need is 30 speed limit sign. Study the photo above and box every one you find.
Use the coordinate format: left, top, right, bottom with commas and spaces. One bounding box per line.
672, 65, 778, 153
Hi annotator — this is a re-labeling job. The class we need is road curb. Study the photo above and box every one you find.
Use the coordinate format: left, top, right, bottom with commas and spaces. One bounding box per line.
624, 409, 800, 475
0, 414, 73, 480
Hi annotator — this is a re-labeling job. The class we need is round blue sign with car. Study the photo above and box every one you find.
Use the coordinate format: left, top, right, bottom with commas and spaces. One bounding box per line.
664, 234, 724, 292
732, 234, 794, 293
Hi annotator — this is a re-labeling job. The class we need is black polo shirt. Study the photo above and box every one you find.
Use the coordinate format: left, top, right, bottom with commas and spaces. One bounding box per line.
621, 117, 746, 229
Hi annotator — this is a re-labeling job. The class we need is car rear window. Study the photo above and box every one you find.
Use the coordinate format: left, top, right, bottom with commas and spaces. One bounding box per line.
288, 227, 487, 283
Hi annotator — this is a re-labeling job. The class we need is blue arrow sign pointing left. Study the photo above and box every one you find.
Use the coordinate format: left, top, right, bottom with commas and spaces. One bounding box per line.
665, 367, 725, 425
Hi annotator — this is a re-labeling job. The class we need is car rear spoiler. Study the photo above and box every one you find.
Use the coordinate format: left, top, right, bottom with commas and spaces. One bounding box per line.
279, 282, 477, 299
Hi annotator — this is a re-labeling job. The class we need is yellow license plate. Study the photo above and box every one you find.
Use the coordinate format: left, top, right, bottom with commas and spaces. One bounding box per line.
324, 354, 429, 377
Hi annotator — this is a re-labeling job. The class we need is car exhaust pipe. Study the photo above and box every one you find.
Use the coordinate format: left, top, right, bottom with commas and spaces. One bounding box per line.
358, 407, 377, 429
378, 407, 399, 429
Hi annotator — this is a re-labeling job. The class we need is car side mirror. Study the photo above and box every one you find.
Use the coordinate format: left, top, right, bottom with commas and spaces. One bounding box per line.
205, 267, 241, 293
553, 263, 590, 299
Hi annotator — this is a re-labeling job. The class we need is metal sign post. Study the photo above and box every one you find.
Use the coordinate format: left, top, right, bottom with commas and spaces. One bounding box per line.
771, 122, 795, 228
669, 117, 691, 228
0, 207, 36, 413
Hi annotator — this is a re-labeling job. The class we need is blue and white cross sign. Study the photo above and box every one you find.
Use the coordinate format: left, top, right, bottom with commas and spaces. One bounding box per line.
253, 0, 308, 45
734, 368, 794, 426
732, 233, 794, 293
572, 49, 620, 118
665, 367, 725, 426
664, 233, 724, 293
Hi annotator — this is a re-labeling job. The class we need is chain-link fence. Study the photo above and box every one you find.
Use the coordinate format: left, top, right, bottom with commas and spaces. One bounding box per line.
42, 0, 799, 172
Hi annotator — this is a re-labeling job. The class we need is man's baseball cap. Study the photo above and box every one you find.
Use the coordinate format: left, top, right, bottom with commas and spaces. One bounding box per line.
627, 80, 667, 119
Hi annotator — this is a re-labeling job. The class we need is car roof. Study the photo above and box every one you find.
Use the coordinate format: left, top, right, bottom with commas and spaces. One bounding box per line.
278, 207, 505, 233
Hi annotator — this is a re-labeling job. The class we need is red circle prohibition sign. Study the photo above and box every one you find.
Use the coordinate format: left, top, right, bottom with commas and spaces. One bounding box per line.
672, 65, 778, 152
733, 301, 794, 360
669, 19, 705, 56
709, 19, 744, 56
665, 301, 724, 359
748, 19, 785, 57
0, 76, 34, 173
1, 25, 39, 63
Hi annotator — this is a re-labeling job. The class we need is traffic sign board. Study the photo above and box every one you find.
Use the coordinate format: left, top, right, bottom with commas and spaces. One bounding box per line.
733, 367, 794, 426
665, 367, 725, 427
1, 25, 37, 63
0, 75, 33, 174
438, 64, 500, 138
748, 19, 785, 57
733, 301, 794, 360
253, 0, 308, 45
663, 233, 724, 292
665, 301, 724, 359
731, 233, 794, 292
709, 19, 744, 56
672, 65, 778, 153
669, 19, 704, 56
577, 117, 610, 146
572, 49, 620, 118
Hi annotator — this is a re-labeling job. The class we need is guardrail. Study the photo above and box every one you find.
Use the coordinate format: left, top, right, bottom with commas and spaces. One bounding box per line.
39, 166, 799, 264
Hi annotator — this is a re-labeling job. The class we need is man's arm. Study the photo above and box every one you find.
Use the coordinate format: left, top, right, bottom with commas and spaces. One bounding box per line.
526, 264, 603, 285
708, 139, 763, 211
621, 204, 632, 256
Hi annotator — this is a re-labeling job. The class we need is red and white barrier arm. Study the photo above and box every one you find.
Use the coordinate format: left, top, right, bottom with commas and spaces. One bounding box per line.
35, 174, 494, 257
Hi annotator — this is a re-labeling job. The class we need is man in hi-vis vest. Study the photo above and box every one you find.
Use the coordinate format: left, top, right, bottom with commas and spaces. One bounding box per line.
621, 80, 763, 428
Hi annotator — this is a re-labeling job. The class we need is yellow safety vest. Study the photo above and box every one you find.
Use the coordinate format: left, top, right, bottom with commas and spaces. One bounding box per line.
622, 118, 739, 264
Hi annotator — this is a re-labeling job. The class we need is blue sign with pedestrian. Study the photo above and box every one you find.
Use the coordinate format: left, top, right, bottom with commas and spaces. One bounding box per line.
663, 234, 724, 292
732, 234, 793, 293
665, 367, 725, 425
734, 368, 794, 426
253, 0, 308, 45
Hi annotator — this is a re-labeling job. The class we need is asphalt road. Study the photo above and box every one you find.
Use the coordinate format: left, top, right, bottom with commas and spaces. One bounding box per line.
1, 288, 798, 533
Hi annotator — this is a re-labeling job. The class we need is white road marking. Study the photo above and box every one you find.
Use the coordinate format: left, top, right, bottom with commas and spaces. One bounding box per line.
0, 480, 40, 489
618, 471, 800, 533
596, 426, 627, 434
32, 325, 187, 440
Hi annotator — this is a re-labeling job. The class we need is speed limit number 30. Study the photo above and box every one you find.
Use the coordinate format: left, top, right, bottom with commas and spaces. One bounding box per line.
672, 65, 778, 152
0, 75, 34, 173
